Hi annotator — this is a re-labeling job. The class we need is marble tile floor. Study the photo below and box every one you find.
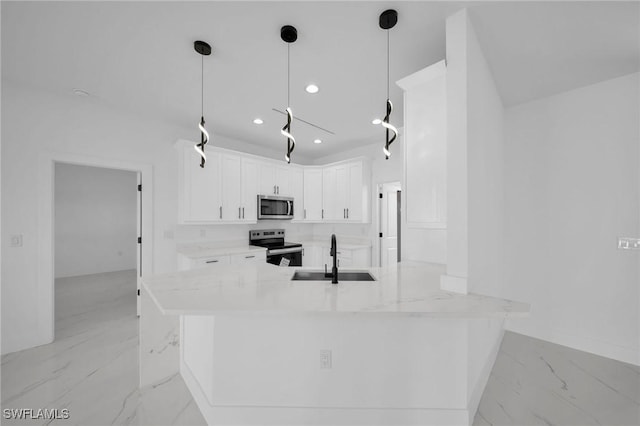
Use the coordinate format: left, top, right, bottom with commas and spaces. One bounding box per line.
2, 269, 638, 426
1, 270, 205, 426
474, 331, 640, 426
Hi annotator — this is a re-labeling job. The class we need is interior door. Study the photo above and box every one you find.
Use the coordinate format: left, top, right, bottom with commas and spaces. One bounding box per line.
380, 183, 401, 267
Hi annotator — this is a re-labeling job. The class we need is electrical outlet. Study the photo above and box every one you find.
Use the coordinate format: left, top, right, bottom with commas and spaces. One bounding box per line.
10, 235, 22, 247
320, 350, 332, 369
618, 237, 640, 250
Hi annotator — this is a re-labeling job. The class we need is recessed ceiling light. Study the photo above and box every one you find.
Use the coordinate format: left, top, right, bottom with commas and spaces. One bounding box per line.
313, 139, 322, 144
372, 118, 382, 125
253, 118, 264, 124
72, 88, 90, 97
305, 84, 319, 94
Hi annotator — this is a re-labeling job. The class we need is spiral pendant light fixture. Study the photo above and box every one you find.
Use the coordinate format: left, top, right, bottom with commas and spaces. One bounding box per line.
194, 40, 212, 168
280, 25, 297, 164
377, 10, 398, 160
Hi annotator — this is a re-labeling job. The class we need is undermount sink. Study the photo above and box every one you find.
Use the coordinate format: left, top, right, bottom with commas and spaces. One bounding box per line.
291, 271, 376, 281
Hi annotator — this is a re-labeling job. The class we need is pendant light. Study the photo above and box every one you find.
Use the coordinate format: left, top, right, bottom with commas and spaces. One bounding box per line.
194, 40, 212, 168
281, 25, 297, 164
377, 10, 399, 160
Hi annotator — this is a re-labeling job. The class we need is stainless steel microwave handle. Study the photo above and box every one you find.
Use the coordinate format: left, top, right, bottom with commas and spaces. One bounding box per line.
287, 200, 292, 216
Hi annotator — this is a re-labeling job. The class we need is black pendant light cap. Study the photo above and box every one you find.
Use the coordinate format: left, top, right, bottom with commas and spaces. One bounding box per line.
379, 9, 398, 30
281, 25, 298, 43
194, 40, 212, 56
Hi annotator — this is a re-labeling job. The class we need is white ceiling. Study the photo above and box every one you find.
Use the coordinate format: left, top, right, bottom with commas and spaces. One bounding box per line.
3, 1, 638, 159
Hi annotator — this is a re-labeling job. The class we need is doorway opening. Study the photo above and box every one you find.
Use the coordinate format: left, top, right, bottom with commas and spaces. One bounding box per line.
53, 163, 142, 338
377, 182, 402, 267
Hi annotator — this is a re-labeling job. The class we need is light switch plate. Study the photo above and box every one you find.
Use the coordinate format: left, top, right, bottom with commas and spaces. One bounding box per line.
617, 237, 640, 250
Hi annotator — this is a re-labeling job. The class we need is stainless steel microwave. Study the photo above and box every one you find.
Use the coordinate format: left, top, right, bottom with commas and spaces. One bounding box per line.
257, 195, 294, 220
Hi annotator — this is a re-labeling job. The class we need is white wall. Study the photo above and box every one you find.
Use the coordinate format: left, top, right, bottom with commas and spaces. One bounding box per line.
0, 82, 299, 354
444, 9, 505, 294
503, 73, 640, 365
465, 13, 505, 297
54, 164, 137, 278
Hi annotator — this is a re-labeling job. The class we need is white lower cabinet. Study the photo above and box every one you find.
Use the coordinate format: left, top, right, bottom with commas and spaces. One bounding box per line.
301, 245, 323, 267
230, 252, 266, 265
178, 250, 266, 270
304, 244, 371, 269
190, 255, 231, 269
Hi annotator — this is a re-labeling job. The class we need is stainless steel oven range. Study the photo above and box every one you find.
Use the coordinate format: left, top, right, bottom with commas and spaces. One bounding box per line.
249, 229, 302, 267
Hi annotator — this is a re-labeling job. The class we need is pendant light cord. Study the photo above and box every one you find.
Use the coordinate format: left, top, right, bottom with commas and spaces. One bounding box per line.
287, 43, 291, 106
386, 30, 390, 99
201, 55, 204, 116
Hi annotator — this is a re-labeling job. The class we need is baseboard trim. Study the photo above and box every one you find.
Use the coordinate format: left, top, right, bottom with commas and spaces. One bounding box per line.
506, 322, 640, 366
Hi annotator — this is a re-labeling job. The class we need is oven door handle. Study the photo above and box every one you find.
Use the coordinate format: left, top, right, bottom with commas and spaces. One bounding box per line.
268, 247, 302, 255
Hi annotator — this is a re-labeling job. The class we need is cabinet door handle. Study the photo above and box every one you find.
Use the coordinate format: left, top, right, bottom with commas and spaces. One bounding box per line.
206, 260, 219, 264
242, 207, 245, 219
322, 209, 324, 219
219, 206, 222, 219
245, 255, 255, 259
343, 208, 346, 218
239, 207, 241, 219
347, 208, 349, 219
304, 209, 306, 219
277, 186, 279, 194
302, 248, 305, 256
273, 185, 276, 194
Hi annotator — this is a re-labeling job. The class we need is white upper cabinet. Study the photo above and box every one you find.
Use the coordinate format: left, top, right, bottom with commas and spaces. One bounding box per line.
397, 61, 447, 229
322, 160, 367, 222
177, 140, 369, 224
259, 163, 297, 197
346, 161, 363, 221
322, 166, 338, 221
302, 168, 323, 221
179, 144, 222, 223
221, 154, 242, 221
290, 168, 304, 221
241, 158, 259, 221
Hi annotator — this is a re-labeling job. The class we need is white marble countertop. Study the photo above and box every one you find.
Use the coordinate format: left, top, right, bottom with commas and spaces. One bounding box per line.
143, 261, 529, 318
176, 243, 266, 259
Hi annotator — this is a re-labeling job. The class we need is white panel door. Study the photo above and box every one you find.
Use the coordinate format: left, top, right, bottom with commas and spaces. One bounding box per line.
303, 168, 323, 220
241, 158, 259, 221
347, 162, 363, 221
380, 183, 401, 267
322, 166, 337, 220
185, 147, 222, 222
222, 154, 242, 220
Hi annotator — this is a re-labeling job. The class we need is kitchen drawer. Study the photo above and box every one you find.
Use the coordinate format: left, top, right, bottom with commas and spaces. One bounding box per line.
230, 252, 266, 264
192, 255, 231, 268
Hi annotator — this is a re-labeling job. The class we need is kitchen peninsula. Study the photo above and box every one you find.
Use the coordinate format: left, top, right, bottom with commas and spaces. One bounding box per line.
141, 261, 528, 426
